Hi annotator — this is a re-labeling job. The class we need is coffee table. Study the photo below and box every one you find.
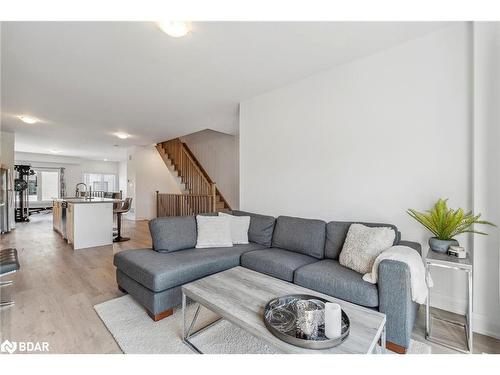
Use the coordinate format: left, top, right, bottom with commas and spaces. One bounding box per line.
181, 266, 386, 354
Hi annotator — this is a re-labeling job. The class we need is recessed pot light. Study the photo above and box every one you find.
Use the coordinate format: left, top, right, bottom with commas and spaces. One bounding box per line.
103, 158, 108, 161
114, 132, 130, 139
157, 21, 191, 37
17, 115, 39, 124
48, 149, 62, 154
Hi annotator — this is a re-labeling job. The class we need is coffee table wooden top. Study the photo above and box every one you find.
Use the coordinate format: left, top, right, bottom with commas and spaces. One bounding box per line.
182, 266, 386, 354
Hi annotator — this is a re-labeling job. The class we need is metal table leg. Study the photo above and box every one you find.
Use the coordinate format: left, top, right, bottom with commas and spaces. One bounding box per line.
467, 269, 473, 352
380, 325, 386, 354
182, 292, 223, 354
425, 262, 430, 339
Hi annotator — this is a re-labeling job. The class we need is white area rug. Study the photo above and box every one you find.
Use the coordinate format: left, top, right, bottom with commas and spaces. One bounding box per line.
94, 295, 431, 354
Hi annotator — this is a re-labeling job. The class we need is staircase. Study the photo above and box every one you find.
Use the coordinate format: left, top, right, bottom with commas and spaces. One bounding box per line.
156, 138, 231, 217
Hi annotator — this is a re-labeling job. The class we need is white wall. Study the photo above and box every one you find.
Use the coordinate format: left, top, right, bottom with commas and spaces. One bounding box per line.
472, 22, 500, 339
240, 24, 480, 330
125, 148, 136, 219
126, 145, 181, 220
118, 161, 127, 198
15, 152, 120, 197
1, 131, 15, 169
181, 129, 239, 209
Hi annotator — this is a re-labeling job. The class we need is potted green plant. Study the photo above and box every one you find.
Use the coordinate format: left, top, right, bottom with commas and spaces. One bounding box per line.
407, 198, 495, 253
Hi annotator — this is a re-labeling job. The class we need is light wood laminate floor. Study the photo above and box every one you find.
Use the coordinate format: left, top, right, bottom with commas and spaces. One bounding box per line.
1, 212, 499, 354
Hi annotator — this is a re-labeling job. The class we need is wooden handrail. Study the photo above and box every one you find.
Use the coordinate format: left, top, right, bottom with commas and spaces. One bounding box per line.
161, 139, 213, 196
181, 142, 214, 185
181, 142, 232, 211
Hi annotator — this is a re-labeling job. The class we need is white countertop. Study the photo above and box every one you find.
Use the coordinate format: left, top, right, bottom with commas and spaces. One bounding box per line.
54, 197, 122, 204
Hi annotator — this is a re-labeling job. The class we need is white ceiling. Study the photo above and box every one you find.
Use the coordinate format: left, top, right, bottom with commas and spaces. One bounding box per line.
1, 21, 453, 161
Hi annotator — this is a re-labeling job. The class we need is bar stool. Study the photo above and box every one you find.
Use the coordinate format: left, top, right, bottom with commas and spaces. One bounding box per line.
112, 192, 123, 236
1, 248, 20, 308
113, 198, 132, 243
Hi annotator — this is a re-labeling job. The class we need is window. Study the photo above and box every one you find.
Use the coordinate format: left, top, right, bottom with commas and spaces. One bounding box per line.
83, 173, 117, 192
28, 171, 38, 202
26, 168, 60, 202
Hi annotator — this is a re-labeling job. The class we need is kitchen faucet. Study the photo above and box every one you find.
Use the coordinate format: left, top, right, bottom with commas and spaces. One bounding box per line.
75, 183, 87, 198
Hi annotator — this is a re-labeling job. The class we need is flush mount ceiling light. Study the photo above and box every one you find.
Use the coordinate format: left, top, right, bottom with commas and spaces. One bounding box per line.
17, 115, 39, 124
157, 21, 191, 37
114, 132, 131, 139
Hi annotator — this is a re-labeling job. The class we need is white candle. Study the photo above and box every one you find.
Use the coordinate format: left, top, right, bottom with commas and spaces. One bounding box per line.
325, 302, 342, 339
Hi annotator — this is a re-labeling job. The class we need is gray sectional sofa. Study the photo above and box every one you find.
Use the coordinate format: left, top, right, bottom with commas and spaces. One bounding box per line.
113, 210, 422, 353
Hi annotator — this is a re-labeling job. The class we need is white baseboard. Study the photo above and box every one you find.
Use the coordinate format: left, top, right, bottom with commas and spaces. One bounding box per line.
472, 312, 500, 340
430, 291, 500, 340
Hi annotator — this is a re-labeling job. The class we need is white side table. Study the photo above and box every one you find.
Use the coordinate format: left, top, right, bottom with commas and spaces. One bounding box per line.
425, 250, 473, 353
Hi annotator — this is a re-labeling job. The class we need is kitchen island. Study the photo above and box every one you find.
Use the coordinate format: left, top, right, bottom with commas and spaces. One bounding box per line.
53, 198, 120, 250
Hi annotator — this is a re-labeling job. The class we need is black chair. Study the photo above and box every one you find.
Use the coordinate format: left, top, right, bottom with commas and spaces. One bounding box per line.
0, 248, 20, 308
113, 198, 132, 243
112, 192, 123, 235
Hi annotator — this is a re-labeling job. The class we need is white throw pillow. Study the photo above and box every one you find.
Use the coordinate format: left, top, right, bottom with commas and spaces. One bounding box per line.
339, 224, 395, 274
195, 215, 233, 248
219, 212, 250, 244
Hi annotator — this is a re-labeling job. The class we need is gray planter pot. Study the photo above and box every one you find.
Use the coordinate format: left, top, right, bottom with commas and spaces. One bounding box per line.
428, 237, 459, 253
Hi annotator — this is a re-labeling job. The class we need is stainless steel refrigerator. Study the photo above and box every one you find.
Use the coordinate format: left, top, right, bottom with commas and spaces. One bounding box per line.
0, 166, 13, 233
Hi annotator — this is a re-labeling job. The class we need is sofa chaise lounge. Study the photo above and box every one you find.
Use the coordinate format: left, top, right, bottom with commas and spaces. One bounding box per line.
113, 210, 422, 353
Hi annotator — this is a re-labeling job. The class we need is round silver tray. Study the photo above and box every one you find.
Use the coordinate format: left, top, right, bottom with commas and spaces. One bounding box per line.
263, 294, 350, 350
